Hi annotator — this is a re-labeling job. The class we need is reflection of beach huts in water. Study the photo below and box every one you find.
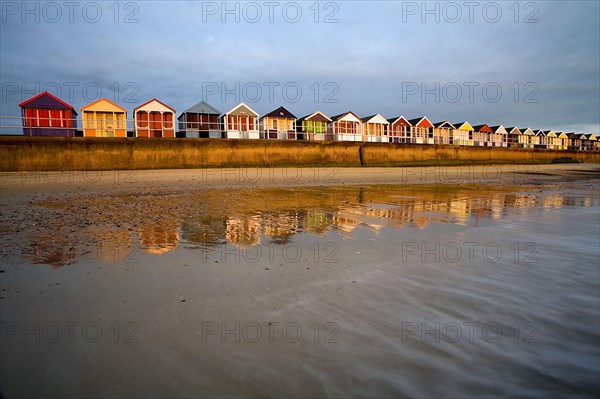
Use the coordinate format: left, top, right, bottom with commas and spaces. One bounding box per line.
302, 211, 332, 235
221, 103, 259, 139
139, 221, 180, 255
134, 98, 176, 138
330, 111, 363, 142
85, 229, 134, 264
296, 111, 331, 140
225, 216, 262, 248
26, 232, 78, 268
472, 124, 493, 147
80, 98, 127, 137
177, 101, 221, 138
263, 212, 300, 244
387, 116, 411, 143
360, 114, 389, 143
408, 117, 434, 144
259, 106, 297, 140
433, 121, 455, 145
19, 92, 78, 137
331, 212, 362, 235
180, 219, 226, 247
452, 121, 474, 146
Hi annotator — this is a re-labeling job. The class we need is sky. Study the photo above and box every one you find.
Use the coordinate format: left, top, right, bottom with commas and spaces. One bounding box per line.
1, 0, 599, 134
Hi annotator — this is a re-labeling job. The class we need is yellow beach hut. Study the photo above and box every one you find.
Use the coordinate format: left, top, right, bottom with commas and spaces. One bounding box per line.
80, 98, 127, 137
452, 122, 474, 146
433, 121, 455, 145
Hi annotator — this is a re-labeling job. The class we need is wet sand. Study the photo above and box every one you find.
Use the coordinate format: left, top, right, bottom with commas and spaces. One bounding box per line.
1, 163, 599, 196
1, 164, 599, 398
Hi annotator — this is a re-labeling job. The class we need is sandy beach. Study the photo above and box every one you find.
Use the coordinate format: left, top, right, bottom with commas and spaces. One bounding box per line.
1, 163, 599, 398
1, 163, 599, 195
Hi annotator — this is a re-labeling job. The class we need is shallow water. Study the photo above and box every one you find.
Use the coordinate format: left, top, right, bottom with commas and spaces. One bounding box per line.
1, 184, 599, 398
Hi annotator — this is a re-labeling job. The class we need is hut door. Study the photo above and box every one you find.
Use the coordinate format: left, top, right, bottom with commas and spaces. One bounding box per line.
151, 112, 162, 137
105, 113, 115, 137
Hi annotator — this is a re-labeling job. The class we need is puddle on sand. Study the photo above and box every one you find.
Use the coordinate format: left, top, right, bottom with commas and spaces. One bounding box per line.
1, 184, 599, 398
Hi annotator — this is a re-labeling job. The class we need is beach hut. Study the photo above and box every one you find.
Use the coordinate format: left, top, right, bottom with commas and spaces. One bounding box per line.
387, 116, 411, 143
582, 134, 597, 151
329, 112, 363, 142
506, 127, 522, 148
296, 111, 331, 140
80, 98, 127, 137
19, 92, 77, 137
520, 128, 536, 148
489, 125, 508, 147
134, 99, 176, 138
220, 103, 259, 139
582, 133, 598, 151
554, 131, 569, 150
408, 117, 434, 144
534, 129, 548, 149
452, 122, 474, 146
177, 101, 221, 138
360, 114, 389, 143
259, 106, 297, 140
567, 133, 583, 151
542, 130, 557, 149
432, 121, 455, 145
472, 124, 494, 146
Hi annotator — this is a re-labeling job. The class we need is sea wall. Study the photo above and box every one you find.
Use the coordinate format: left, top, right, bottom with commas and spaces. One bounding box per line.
1, 137, 598, 172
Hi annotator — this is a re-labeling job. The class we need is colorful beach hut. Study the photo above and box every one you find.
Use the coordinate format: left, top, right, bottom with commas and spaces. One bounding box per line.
583, 133, 598, 151
360, 114, 389, 143
387, 116, 411, 143
582, 134, 597, 151
134, 99, 176, 138
472, 124, 494, 146
506, 127, 522, 148
408, 117, 434, 144
520, 128, 536, 148
452, 122, 474, 146
330, 112, 363, 142
534, 129, 549, 149
296, 111, 331, 141
433, 121, 455, 145
489, 125, 508, 147
259, 106, 297, 140
221, 103, 259, 139
556, 131, 569, 150
542, 130, 558, 149
80, 98, 127, 137
567, 132, 583, 151
177, 101, 221, 138
19, 92, 77, 137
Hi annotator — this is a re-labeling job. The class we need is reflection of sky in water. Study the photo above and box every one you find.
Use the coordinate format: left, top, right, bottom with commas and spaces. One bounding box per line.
5, 185, 599, 267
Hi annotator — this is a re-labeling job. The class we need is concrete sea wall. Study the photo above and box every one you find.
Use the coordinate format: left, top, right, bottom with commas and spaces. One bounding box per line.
1, 137, 598, 172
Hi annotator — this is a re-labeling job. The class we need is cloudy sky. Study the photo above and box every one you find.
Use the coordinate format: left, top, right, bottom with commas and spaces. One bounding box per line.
1, 0, 598, 133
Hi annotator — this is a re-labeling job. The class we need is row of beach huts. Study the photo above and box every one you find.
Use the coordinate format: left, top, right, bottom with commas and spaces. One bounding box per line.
16, 91, 598, 151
